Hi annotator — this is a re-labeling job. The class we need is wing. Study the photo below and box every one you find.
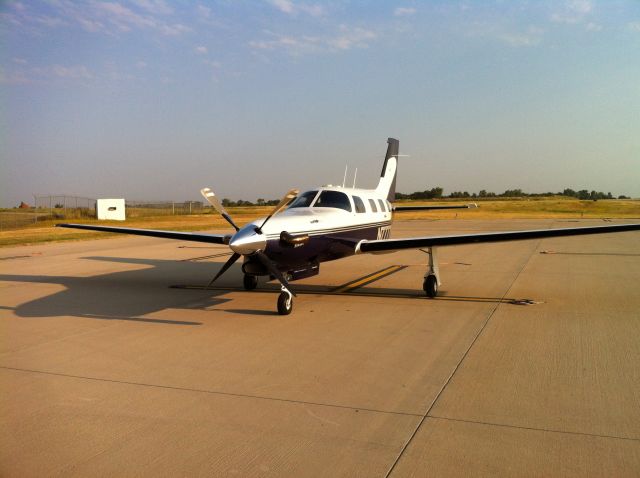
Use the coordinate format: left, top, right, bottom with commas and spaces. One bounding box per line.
56, 223, 231, 245
393, 203, 477, 211
357, 223, 640, 254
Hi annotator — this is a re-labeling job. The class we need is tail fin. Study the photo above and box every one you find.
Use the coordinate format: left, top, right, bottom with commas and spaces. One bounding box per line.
376, 138, 399, 202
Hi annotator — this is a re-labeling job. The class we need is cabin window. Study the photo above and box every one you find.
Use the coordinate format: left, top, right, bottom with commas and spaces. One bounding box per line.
378, 199, 386, 212
353, 196, 366, 213
314, 190, 352, 212
368, 199, 378, 212
288, 190, 318, 208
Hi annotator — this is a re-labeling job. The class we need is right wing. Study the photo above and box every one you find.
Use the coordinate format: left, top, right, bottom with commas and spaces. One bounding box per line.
357, 223, 640, 254
56, 223, 231, 245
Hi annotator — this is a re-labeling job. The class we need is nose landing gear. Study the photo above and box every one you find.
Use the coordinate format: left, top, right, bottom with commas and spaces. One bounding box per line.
277, 286, 293, 315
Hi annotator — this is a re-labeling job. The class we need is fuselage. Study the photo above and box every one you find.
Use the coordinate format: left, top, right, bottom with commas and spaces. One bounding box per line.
229, 186, 394, 275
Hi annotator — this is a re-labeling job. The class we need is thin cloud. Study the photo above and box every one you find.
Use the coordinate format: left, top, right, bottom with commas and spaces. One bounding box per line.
394, 7, 416, 17
11, 1, 191, 36
47, 64, 94, 79
250, 25, 376, 56
267, 0, 325, 17
551, 0, 593, 25
585, 22, 602, 32
469, 23, 544, 48
327, 25, 376, 50
628, 22, 640, 32
195, 45, 208, 54
497, 28, 544, 47
131, 0, 173, 15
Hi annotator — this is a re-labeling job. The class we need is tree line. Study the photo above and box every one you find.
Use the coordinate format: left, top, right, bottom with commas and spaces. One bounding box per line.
395, 187, 630, 200
217, 188, 630, 207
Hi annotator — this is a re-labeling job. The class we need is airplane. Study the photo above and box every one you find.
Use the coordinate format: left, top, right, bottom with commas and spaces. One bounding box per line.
58, 138, 640, 315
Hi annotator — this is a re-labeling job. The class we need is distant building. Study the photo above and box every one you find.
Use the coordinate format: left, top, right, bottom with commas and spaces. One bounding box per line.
19, 201, 30, 209
96, 199, 126, 220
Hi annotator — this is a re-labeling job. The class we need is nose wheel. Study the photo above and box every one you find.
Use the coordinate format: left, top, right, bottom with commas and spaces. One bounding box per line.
277, 286, 293, 315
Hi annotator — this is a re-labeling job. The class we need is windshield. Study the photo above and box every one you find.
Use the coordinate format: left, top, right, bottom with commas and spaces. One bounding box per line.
288, 190, 318, 208
313, 190, 352, 212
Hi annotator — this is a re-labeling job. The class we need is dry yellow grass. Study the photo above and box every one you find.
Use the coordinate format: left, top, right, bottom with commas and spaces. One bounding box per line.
1, 199, 638, 248
0, 207, 271, 247
395, 198, 640, 220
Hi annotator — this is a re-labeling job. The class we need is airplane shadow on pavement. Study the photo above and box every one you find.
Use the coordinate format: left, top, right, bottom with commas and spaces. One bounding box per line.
1, 255, 520, 324
0, 256, 245, 325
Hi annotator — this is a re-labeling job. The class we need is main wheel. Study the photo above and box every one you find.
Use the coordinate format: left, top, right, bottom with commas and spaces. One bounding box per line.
277, 292, 293, 315
423, 274, 438, 298
243, 274, 258, 290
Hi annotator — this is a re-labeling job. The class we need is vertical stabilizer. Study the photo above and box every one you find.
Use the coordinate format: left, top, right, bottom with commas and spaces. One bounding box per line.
376, 138, 399, 202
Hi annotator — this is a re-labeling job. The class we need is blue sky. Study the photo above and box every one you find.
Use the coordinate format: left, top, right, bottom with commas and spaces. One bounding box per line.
2, 0, 639, 206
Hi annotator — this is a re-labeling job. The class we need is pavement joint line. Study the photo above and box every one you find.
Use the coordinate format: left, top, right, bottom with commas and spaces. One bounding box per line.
384, 238, 545, 478
0, 366, 423, 418
427, 415, 640, 442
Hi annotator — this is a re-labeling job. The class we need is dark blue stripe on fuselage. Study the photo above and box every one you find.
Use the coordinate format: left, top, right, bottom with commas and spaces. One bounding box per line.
263, 223, 385, 270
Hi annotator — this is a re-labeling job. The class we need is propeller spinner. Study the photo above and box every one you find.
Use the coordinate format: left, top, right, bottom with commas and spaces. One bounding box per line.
199, 187, 300, 313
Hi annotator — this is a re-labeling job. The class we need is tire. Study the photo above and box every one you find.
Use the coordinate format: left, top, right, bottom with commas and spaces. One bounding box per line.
277, 292, 293, 315
423, 275, 438, 298
243, 274, 258, 291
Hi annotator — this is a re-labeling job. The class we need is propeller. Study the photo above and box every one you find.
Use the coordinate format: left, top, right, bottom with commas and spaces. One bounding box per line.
255, 251, 296, 297
255, 189, 299, 233
206, 252, 241, 289
200, 187, 299, 295
200, 187, 240, 231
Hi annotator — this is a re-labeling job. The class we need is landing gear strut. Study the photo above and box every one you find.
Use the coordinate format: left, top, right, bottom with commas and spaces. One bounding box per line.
243, 274, 258, 290
277, 286, 293, 315
423, 247, 441, 298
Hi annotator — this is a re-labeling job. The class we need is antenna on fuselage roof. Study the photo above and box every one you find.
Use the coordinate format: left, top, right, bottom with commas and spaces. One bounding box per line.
352, 168, 358, 189
342, 164, 348, 188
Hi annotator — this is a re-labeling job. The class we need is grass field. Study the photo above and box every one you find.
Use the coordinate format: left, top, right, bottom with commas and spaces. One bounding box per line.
1, 198, 639, 248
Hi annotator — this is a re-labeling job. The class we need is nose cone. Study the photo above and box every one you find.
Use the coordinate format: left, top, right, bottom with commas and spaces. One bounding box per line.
229, 227, 266, 255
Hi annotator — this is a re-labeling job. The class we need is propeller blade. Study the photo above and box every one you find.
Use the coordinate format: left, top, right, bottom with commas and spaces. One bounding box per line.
200, 187, 240, 232
255, 251, 297, 297
257, 188, 299, 232
206, 252, 241, 288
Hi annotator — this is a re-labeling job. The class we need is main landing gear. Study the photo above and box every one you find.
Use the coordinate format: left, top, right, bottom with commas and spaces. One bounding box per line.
423, 247, 441, 298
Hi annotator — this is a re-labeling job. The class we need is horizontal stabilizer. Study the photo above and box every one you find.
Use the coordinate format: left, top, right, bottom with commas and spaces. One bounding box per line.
394, 203, 477, 211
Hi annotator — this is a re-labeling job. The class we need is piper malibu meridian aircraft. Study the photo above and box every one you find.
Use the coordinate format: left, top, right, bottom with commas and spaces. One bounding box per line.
58, 138, 640, 315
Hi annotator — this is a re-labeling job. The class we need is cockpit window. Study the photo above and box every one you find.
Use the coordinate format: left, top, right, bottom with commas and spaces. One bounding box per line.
288, 190, 318, 208
368, 199, 378, 212
353, 196, 366, 213
314, 190, 352, 212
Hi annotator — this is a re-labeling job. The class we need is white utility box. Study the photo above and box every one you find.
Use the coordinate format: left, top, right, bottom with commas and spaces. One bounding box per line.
96, 199, 126, 221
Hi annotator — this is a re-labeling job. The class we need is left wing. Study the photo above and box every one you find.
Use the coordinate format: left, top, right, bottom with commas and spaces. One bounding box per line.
393, 203, 477, 211
357, 223, 640, 254
56, 223, 231, 244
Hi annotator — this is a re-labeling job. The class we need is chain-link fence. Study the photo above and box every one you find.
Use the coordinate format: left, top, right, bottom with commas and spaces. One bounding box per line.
0, 195, 97, 231
1, 196, 207, 231
125, 201, 205, 217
